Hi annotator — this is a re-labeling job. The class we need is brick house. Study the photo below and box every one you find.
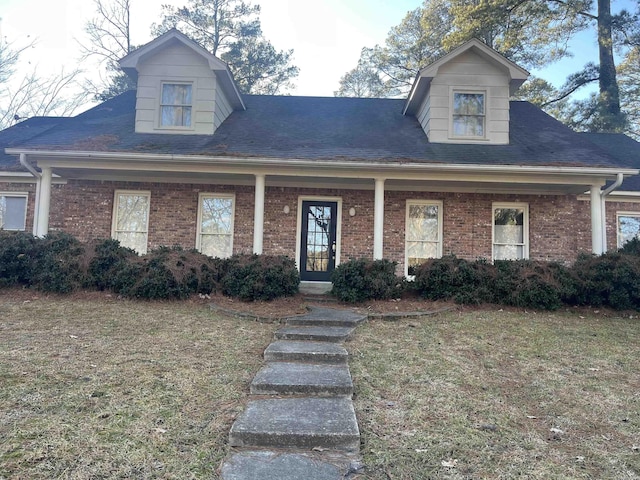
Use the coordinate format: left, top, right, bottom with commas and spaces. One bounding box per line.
1, 30, 639, 288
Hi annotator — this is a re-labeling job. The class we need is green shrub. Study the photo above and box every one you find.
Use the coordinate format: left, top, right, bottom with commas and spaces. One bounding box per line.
221, 254, 299, 301
619, 237, 640, 256
86, 238, 138, 290
571, 252, 640, 310
0, 231, 38, 287
413, 256, 495, 305
115, 246, 224, 300
330, 258, 403, 303
29, 232, 85, 293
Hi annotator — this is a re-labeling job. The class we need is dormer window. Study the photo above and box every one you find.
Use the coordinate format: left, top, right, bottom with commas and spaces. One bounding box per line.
452, 91, 485, 138
161, 83, 193, 127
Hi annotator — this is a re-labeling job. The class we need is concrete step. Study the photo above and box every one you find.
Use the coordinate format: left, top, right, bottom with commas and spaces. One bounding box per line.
264, 340, 348, 364
221, 451, 359, 480
229, 397, 360, 452
275, 326, 355, 343
250, 362, 353, 396
286, 307, 367, 328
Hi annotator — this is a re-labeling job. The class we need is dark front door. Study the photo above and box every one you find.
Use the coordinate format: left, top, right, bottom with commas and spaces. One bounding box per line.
300, 201, 338, 281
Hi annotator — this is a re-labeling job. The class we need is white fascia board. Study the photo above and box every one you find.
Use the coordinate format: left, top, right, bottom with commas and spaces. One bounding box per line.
0, 171, 66, 184
7, 149, 637, 185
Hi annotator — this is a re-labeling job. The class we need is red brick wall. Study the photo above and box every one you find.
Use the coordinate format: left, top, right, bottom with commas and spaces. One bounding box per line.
39, 180, 598, 271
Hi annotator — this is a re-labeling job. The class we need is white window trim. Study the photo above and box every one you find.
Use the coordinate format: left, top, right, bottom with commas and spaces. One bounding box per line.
449, 87, 487, 141
111, 190, 151, 255
0, 192, 28, 231
405, 199, 443, 277
158, 80, 195, 131
616, 211, 640, 249
196, 193, 236, 258
492, 202, 529, 262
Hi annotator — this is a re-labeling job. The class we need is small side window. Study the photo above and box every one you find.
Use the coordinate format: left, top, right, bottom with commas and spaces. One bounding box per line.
0, 194, 28, 231
405, 200, 443, 276
160, 83, 193, 127
493, 203, 529, 261
452, 92, 485, 137
112, 191, 150, 254
617, 213, 640, 248
197, 193, 235, 258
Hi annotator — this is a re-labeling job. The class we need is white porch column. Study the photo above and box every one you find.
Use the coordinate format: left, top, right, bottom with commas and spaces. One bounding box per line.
590, 185, 603, 255
373, 178, 385, 260
35, 166, 52, 237
253, 174, 266, 254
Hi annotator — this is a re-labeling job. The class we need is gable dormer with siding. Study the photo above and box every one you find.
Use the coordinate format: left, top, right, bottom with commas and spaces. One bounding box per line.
403, 39, 529, 145
119, 29, 245, 135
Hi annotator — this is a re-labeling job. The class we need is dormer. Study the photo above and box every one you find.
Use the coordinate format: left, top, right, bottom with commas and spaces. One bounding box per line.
119, 29, 245, 135
403, 39, 529, 145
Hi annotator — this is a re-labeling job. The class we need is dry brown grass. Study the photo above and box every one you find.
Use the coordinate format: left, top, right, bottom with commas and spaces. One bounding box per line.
350, 308, 640, 479
0, 290, 275, 479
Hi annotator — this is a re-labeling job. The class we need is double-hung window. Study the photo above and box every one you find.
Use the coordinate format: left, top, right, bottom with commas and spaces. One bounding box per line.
0, 193, 28, 231
112, 191, 150, 255
493, 203, 529, 261
405, 200, 443, 276
617, 212, 640, 248
197, 193, 235, 258
160, 83, 192, 127
452, 91, 485, 138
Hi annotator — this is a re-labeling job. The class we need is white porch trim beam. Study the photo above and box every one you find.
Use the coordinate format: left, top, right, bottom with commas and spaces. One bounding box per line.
253, 174, 266, 254
373, 178, 385, 260
36, 166, 52, 237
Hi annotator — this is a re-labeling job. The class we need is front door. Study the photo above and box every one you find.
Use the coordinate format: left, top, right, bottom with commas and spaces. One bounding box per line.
300, 200, 338, 281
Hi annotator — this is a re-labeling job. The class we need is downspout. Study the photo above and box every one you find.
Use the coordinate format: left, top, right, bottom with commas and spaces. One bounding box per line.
600, 173, 624, 252
19, 153, 41, 236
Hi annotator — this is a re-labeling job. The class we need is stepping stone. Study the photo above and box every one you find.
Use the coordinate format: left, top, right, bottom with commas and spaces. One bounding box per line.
286, 307, 367, 328
221, 451, 349, 480
229, 397, 360, 452
275, 326, 354, 343
250, 362, 353, 396
264, 340, 348, 364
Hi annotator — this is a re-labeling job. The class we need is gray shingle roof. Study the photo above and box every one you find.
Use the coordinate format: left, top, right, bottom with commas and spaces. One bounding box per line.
581, 133, 640, 191
0, 117, 67, 170
1, 91, 629, 170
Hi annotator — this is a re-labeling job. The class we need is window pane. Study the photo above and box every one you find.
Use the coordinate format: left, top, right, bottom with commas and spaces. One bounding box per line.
454, 93, 484, 115
200, 234, 232, 258
115, 232, 147, 254
407, 204, 439, 241
618, 215, 640, 247
407, 241, 438, 264
494, 244, 524, 261
0, 196, 27, 230
494, 208, 524, 243
162, 84, 192, 105
453, 115, 484, 136
201, 197, 233, 234
116, 194, 149, 232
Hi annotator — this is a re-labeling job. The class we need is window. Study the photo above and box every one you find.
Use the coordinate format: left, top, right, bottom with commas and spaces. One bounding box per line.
0, 193, 27, 231
197, 193, 235, 258
160, 83, 192, 127
452, 92, 485, 137
617, 213, 640, 248
112, 191, 150, 254
493, 203, 528, 261
405, 200, 443, 276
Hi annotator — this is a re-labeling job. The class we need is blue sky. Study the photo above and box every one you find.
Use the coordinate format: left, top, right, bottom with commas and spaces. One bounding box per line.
0, 0, 636, 102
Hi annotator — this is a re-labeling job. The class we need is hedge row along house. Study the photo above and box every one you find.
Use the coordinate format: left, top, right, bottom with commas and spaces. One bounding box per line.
1, 29, 640, 290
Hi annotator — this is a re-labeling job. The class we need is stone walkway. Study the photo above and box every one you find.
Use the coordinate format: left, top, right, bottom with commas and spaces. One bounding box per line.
220, 307, 367, 479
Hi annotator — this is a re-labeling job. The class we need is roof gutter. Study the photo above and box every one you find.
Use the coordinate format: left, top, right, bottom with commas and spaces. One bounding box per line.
6, 148, 638, 178
19, 153, 40, 180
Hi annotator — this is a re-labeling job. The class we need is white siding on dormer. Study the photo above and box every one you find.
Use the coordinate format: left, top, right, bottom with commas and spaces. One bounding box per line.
134, 43, 234, 135
423, 50, 511, 144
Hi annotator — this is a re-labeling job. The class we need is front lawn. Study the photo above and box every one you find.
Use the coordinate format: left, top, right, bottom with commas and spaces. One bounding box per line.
1, 292, 638, 479
350, 308, 640, 479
